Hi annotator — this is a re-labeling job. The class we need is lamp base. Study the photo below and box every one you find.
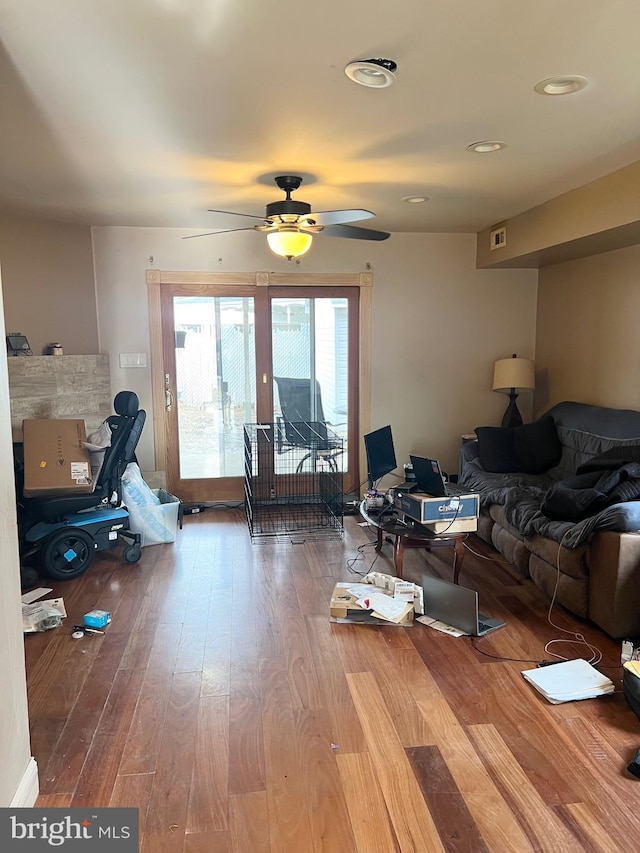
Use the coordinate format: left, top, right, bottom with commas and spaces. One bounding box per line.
501, 391, 523, 429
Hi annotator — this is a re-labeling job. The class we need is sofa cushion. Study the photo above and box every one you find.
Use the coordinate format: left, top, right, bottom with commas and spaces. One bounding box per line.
475, 416, 562, 475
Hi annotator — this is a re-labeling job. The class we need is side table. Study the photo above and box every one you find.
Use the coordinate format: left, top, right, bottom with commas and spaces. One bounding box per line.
359, 500, 468, 581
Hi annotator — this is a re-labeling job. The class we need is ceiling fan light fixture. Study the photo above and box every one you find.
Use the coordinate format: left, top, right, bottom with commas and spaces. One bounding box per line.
344, 58, 397, 88
266, 228, 313, 261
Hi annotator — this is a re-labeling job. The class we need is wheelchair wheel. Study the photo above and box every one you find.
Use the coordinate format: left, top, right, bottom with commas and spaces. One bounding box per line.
123, 543, 142, 564
42, 528, 95, 580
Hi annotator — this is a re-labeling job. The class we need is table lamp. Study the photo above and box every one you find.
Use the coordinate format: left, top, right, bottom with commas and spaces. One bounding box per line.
492, 354, 535, 428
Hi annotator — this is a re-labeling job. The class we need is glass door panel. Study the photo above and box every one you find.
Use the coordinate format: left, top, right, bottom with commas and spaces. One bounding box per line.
271, 296, 350, 476
173, 294, 256, 483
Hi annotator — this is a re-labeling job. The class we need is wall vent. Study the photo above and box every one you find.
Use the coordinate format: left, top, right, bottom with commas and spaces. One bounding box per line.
490, 226, 507, 250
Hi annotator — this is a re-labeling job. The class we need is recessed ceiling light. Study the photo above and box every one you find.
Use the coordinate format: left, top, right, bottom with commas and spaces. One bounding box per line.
401, 195, 428, 203
344, 58, 397, 88
534, 76, 588, 95
466, 141, 507, 153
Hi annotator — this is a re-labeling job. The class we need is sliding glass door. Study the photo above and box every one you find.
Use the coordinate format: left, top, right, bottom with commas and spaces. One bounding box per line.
157, 282, 359, 502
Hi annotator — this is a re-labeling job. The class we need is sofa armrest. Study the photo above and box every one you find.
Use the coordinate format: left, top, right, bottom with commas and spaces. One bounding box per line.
588, 531, 640, 638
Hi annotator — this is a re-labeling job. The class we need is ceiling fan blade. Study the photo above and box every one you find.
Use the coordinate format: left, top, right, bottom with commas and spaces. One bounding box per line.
182, 227, 255, 240
206, 209, 268, 228
319, 223, 390, 241
302, 209, 375, 226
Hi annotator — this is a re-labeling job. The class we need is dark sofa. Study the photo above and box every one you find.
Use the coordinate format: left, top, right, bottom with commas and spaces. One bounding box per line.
459, 401, 640, 639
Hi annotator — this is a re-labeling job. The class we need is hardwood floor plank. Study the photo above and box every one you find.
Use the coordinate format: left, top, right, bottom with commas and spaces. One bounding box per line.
295, 708, 357, 852
268, 561, 324, 710
383, 650, 535, 851
305, 614, 366, 754
35, 793, 73, 807
559, 802, 622, 853
141, 672, 202, 853
367, 644, 435, 748
406, 745, 489, 853
26, 633, 100, 719
228, 791, 270, 853
200, 626, 232, 698
29, 717, 67, 784
345, 670, 446, 852
186, 696, 230, 833
71, 733, 129, 808
468, 723, 582, 851
488, 663, 640, 846
109, 772, 155, 846
253, 567, 285, 659
413, 692, 536, 853
336, 751, 400, 853
183, 830, 230, 853
38, 631, 131, 795
117, 625, 185, 776
260, 657, 314, 852
118, 628, 157, 672
97, 666, 147, 738
411, 633, 585, 804
228, 544, 265, 794
227, 696, 266, 795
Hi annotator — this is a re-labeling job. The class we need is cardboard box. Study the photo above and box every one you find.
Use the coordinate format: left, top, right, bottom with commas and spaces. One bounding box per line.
329, 582, 414, 626
22, 419, 93, 497
418, 517, 478, 534
395, 490, 479, 525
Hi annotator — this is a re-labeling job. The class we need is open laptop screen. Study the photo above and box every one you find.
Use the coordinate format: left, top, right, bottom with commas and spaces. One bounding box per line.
409, 455, 447, 497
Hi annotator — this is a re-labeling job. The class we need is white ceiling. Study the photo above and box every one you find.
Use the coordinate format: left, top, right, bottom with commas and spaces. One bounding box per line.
1, 0, 639, 237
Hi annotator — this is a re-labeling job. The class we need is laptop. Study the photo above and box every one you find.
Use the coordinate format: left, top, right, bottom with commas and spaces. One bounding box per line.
422, 574, 505, 636
410, 454, 466, 497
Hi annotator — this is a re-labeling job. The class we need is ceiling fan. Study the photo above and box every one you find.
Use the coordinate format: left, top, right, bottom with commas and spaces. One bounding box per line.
185, 175, 390, 260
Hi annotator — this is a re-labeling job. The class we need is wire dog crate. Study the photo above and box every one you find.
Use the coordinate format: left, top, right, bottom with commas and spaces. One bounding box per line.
244, 422, 344, 540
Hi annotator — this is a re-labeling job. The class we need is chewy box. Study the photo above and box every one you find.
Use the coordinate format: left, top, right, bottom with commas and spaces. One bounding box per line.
395, 490, 479, 525
127, 488, 181, 546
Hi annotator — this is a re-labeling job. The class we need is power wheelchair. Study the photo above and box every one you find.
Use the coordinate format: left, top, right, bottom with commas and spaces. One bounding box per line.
17, 391, 146, 582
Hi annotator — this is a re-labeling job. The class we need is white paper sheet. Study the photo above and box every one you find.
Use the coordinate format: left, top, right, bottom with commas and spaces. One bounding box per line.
416, 615, 467, 637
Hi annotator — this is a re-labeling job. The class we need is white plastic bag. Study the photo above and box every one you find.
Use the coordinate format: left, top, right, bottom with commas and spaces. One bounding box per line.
83, 420, 112, 484
121, 463, 161, 507
122, 464, 177, 546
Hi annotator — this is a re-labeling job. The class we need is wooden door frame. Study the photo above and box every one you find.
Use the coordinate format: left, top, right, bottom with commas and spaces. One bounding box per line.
146, 269, 373, 494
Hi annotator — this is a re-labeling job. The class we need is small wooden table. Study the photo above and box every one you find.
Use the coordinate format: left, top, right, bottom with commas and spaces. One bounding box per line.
359, 500, 468, 581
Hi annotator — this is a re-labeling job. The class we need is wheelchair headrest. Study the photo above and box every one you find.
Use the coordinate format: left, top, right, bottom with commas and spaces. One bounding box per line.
113, 391, 139, 417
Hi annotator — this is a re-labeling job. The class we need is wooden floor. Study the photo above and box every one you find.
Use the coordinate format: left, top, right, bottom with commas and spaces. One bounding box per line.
25, 509, 640, 852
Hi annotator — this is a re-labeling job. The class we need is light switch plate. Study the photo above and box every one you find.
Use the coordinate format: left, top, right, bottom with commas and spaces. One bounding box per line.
119, 352, 147, 368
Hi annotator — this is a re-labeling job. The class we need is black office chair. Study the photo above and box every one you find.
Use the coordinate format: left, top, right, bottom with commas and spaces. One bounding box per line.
19, 391, 146, 580
273, 377, 344, 472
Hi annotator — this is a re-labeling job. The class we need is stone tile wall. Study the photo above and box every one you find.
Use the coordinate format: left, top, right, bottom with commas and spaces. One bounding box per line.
8, 354, 111, 440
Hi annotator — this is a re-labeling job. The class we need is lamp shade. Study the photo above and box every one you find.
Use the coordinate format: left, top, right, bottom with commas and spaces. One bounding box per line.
266, 228, 313, 260
492, 356, 535, 394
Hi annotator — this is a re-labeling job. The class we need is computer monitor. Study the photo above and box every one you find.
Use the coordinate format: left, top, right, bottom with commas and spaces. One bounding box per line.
363, 425, 397, 489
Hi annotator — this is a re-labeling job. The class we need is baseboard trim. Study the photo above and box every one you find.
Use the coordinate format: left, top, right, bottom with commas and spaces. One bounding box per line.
10, 757, 39, 807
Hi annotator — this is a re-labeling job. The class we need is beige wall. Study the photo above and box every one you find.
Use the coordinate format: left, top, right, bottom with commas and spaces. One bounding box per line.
92, 227, 538, 480
477, 160, 640, 270
0, 215, 98, 357
0, 261, 36, 806
535, 242, 640, 414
